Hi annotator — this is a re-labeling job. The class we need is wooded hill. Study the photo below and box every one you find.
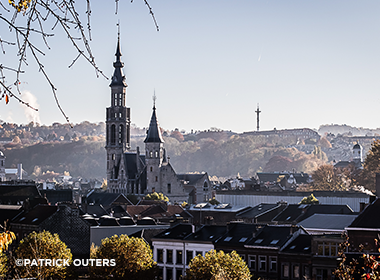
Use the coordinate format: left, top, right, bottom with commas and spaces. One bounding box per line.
2, 132, 328, 180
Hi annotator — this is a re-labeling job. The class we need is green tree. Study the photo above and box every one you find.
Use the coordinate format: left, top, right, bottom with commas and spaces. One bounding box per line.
208, 198, 220, 205
13, 231, 72, 280
144, 192, 169, 202
90, 235, 156, 280
299, 194, 319, 204
184, 250, 251, 280
360, 139, 380, 192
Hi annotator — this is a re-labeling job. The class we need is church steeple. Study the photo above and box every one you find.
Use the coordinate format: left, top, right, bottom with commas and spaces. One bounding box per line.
110, 33, 127, 87
144, 95, 164, 143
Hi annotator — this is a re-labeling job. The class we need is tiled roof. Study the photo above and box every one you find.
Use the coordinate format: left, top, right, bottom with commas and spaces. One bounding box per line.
177, 174, 206, 185
86, 191, 132, 206
0, 205, 22, 224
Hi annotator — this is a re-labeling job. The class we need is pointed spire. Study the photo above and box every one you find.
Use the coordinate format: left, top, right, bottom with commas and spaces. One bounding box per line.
144, 94, 164, 143
110, 23, 127, 87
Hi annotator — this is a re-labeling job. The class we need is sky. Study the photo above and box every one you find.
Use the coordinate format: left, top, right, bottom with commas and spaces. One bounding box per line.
0, 1, 380, 133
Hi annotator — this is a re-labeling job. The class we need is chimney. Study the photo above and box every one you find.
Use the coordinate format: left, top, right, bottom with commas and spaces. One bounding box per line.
376, 173, 380, 197
17, 163, 22, 180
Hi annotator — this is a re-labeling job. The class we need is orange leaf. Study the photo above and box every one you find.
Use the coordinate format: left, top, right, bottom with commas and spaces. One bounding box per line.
5, 94, 9, 104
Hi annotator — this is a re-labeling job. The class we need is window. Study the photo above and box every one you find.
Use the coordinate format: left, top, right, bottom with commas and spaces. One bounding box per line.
110, 125, 116, 145
176, 269, 182, 280
157, 249, 163, 263
167, 249, 173, 264
317, 242, 339, 257
186, 250, 193, 265
150, 166, 153, 172
259, 256, 266, 271
203, 181, 208, 191
269, 256, 277, 272
150, 151, 153, 158
112, 154, 115, 160
168, 183, 171, 194
176, 250, 183, 264
155, 176, 158, 182
282, 264, 289, 278
166, 267, 173, 280
196, 251, 202, 257
158, 267, 163, 280
155, 151, 158, 158
293, 264, 300, 279
119, 125, 124, 144
248, 255, 256, 271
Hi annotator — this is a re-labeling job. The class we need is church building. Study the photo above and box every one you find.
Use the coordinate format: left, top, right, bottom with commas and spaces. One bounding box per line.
105, 37, 211, 204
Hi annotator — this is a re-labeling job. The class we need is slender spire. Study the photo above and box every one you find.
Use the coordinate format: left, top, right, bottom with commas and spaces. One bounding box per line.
110, 23, 127, 87
144, 93, 164, 143
255, 103, 261, 132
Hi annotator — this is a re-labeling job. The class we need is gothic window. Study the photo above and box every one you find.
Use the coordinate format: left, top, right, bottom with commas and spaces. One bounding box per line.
155, 151, 158, 158
112, 154, 115, 160
111, 125, 116, 145
155, 176, 158, 182
119, 125, 124, 144
150, 151, 153, 158
203, 181, 209, 192
167, 183, 171, 194
114, 94, 117, 107
150, 167, 153, 172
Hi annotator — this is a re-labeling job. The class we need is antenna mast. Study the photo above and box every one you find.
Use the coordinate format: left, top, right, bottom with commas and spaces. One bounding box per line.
255, 103, 261, 131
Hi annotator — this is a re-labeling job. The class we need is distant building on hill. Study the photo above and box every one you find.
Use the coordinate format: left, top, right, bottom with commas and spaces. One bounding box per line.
0, 150, 28, 181
243, 128, 320, 141
334, 142, 364, 169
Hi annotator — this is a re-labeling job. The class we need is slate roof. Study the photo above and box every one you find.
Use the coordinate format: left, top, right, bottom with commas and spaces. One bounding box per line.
153, 223, 194, 240
126, 205, 192, 220
40, 189, 73, 204
0, 205, 22, 224
177, 174, 206, 185
246, 225, 298, 248
124, 153, 146, 179
237, 203, 283, 219
131, 228, 169, 245
348, 198, 380, 229
299, 214, 357, 231
12, 205, 58, 225
109, 38, 127, 87
86, 191, 132, 206
185, 225, 227, 243
216, 223, 258, 246
273, 204, 354, 223
0, 181, 41, 204
281, 234, 312, 254
144, 107, 164, 143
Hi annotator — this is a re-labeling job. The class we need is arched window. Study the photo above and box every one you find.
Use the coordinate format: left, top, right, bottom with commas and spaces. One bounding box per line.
155, 151, 158, 158
119, 125, 124, 144
203, 181, 209, 192
150, 151, 153, 158
111, 125, 116, 145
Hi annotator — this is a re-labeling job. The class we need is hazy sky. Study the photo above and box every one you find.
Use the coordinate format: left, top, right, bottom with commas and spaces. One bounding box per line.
1, 1, 379, 133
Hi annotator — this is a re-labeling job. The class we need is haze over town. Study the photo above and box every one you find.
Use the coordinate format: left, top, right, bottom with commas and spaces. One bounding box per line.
0, 1, 379, 133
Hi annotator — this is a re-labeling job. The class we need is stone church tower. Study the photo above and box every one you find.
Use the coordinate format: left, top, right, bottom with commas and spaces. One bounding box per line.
144, 100, 165, 193
0, 150, 5, 182
105, 36, 131, 191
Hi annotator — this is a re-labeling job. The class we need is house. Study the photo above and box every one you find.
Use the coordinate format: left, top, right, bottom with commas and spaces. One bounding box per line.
152, 224, 227, 280
346, 197, 380, 253
298, 213, 357, 235
0, 180, 43, 205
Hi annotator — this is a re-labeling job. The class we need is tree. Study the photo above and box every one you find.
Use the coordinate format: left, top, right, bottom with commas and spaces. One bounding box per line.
0, 226, 16, 278
1, 0, 158, 123
13, 230, 72, 280
311, 164, 348, 191
360, 139, 380, 192
299, 194, 319, 204
90, 234, 156, 280
184, 250, 251, 280
144, 192, 169, 202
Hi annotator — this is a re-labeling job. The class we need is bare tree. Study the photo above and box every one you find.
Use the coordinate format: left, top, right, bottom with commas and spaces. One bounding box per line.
0, 0, 158, 124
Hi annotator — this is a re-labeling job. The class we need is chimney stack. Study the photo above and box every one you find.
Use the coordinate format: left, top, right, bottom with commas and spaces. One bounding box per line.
17, 163, 22, 180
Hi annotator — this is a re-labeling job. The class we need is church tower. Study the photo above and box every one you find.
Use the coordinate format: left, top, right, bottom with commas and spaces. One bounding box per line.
106, 35, 130, 190
0, 150, 5, 182
353, 142, 363, 169
144, 97, 165, 193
